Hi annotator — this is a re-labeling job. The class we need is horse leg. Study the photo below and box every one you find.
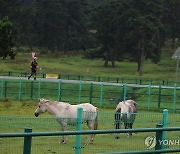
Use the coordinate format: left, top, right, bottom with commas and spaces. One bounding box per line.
86, 120, 94, 144
114, 112, 121, 139
60, 123, 68, 144
124, 123, 131, 138
129, 122, 133, 137
128, 115, 135, 137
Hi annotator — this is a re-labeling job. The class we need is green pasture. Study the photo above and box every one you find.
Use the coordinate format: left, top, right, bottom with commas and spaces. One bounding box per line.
0, 40, 180, 81
0, 100, 180, 153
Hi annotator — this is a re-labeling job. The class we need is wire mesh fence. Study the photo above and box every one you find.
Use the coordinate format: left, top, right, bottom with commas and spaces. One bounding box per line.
0, 111, 180, 153
0, 78, 180, 112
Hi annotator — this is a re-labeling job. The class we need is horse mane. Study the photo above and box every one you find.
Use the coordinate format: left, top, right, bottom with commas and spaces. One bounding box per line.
42, 99, 71, 106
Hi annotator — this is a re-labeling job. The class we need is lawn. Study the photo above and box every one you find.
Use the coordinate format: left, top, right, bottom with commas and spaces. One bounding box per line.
0, 41, 180, 81
0, 100, 179, 154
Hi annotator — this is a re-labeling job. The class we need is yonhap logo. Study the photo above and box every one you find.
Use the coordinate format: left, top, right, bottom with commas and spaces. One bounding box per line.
145, 136, 156, 149
145, 136, 180, 149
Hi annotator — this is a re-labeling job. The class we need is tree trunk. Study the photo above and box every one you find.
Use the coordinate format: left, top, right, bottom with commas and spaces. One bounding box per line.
137, 37, 145, 76
172, 37, 175, 52
138, 58, 143, 76
27, 39, 33, 51
104, 51, 109, 67
110, 53, 115, 67
63, 26, 69, 53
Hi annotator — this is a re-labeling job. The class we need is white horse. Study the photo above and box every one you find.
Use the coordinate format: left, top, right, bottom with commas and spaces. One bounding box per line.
34, 99, 98, 144
114, 100, 137, 139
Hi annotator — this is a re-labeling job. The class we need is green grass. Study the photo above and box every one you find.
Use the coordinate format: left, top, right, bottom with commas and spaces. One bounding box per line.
0, 40, 180, 81
0, 100, 179, 153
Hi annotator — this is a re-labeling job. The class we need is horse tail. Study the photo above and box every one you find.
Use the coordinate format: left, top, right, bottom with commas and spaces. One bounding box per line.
94, 107, 98, 130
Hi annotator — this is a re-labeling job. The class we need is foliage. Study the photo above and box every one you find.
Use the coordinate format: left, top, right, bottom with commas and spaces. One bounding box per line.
0, 0, 179, 74
163, 0, 180, 51
0, 16, 16, 59
91, 0, 167, 76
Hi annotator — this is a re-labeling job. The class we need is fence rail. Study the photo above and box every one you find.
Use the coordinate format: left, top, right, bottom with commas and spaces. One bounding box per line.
0, 109, 180, 153
0, 71, 180, 86
1, 125, 180, 153
0, 77, 180, 112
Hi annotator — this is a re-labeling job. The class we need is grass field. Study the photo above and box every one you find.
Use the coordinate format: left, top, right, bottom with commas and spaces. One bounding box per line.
0, 41, 180, 81
0, 100, 180, 153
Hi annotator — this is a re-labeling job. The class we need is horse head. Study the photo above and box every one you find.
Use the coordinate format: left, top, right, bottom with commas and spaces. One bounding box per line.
34, 98, 49, 117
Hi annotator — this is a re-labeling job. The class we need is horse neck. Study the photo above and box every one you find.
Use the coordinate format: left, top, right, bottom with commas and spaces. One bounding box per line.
46, 102, 61, 117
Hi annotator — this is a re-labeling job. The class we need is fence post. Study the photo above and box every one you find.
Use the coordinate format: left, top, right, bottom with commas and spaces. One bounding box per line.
98, 76, 100, 82
173, 84, 176, 112
123, 84, 127, 101
78, 80, 82, 104
58, 74, 61, 79
8, 71, 11, 76
89, 83, 93, 104
116, 78, 119, 83
30, 81, 33, 100
0, 79, 4, 99
158, 85, 161, 108
42, 73, 46, 78
75, 107, 83, 154
23, 128, 32, 154
4, 81, 7, 98
58, 79, 61, 101
139, 79, 142, 85
148, 82, 151, 111
162, 109, 168, 149
100, 83, 103, 107
18, 78, 22, 100
38, 79, 41, 100
155, 123, 163, 151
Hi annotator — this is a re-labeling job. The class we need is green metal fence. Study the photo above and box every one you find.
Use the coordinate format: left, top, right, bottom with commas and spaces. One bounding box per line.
1, 127, 180, 154
0, 78, 180, 112
0, 71, 180, 86
0, 109, 180, 154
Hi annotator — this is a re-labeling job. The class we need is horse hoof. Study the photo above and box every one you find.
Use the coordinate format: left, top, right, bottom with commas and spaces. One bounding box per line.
60, 140, 67, 144
60, 141, 67, 144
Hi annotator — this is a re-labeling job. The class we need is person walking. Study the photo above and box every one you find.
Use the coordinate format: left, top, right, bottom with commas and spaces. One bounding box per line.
28, 57, 38, 80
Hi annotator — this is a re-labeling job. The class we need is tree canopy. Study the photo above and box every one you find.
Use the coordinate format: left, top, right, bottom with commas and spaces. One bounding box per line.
0, 16, 16, 59
0, 0, 179, 75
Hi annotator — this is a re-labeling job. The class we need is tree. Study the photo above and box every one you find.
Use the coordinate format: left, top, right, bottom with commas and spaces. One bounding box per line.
91, 1, 119, 67
120, 0, 166, 76
32, 0, 90, 52
90, 0, 166, 75
0, 16, 17, 59
163, 0, 180, 51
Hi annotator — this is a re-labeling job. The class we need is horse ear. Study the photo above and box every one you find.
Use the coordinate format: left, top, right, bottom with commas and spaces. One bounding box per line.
40, 98, 45, 102
45, 99, 50, 103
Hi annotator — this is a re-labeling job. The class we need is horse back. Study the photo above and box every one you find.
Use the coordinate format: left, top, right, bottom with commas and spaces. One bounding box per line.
115, 101, 136, 124
78, 103, 97, 120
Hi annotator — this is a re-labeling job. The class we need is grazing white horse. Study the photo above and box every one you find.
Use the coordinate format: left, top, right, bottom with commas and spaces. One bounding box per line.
34, 99, 98, 144
114, 100, 137, 139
